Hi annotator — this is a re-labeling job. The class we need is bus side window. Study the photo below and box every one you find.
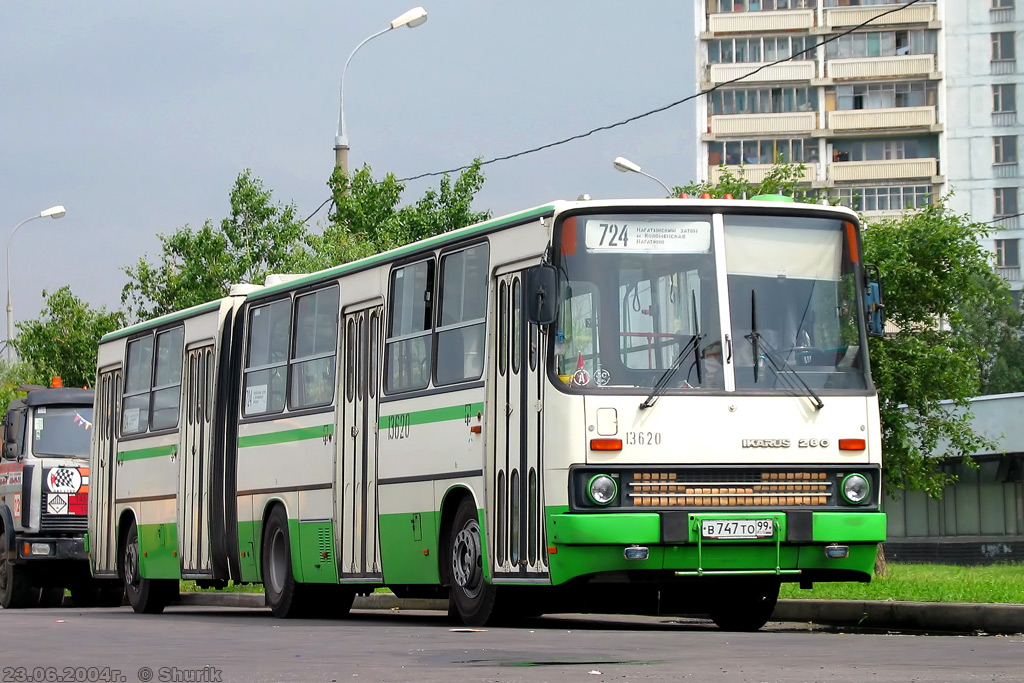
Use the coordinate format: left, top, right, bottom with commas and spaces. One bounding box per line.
243, 299, 291, 416
385, 259, 435, 394
290, 286, 339, 410
554, 282, 599, 380
436, 243, 488, 386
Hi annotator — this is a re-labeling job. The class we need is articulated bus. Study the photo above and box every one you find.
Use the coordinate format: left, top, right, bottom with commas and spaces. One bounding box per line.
88, 195, 886, 630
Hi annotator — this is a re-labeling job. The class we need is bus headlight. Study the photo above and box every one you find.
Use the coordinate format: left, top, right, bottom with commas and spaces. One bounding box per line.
841, 473, 870, 504
587, 475, 618, 506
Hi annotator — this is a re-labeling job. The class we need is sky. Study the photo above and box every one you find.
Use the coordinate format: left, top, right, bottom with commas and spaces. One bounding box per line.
0, 1, 696, 335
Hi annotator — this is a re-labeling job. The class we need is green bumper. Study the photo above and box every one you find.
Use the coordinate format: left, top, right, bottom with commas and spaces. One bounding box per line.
546, 510, 885, 584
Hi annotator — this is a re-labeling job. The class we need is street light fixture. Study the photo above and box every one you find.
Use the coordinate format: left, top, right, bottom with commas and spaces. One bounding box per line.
613, 156, 673, 196
6, 205, 66, 361
334, 6, 428, 173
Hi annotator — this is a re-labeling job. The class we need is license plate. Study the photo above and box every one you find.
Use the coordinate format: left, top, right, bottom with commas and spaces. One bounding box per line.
701, 518, 774, 539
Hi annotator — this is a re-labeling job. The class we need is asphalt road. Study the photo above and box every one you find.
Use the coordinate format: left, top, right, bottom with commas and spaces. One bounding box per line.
3, 605, 1022, 683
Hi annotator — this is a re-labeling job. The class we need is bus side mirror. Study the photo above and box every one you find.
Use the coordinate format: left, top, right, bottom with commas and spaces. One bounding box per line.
526, 264, 559, 325
864, 264, 884, 338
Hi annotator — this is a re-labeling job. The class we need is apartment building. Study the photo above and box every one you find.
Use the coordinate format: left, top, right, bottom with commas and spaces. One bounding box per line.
695, 0, 1023, 299
695, 0, 1024, 562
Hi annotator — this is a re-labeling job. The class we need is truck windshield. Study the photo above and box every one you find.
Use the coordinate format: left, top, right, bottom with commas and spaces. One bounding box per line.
551, 210, 869, 394
32, 406, 93, 458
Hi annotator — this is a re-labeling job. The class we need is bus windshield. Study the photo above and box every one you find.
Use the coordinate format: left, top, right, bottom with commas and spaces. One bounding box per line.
551, 211, 868, 393
32, 406, 94, 458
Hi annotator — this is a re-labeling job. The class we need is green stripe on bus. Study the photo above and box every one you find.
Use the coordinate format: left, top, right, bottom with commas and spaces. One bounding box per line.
237, 424, 334, 449
378, 402, 485, 429
117, 444, 178, 462
100, 300, 222, 342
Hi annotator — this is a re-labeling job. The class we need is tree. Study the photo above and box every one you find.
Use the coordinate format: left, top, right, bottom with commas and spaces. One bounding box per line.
121, 170, 306, 321
295, 160, 490, 272
14, 286, 125, 388
0, 360, 44, 413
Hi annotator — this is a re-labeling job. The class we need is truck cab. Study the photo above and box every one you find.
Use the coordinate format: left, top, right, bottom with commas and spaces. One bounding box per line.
0, 384, 122, 608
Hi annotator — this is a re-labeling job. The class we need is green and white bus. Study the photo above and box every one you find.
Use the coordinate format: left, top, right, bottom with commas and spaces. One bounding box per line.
87, 196, 886, 630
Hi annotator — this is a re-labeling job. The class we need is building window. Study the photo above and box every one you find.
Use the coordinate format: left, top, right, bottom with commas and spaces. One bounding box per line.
826, 30, 936, 59
995, 187, 1019, 217
709, 138, 818, 166
997, 238, 1020, 267
832, 136, 936, 162
994, 84, 1017, 113
831, 81, 936, 111
992, 32, 1016, 61
992, 0, 1015, 8
995, 135, 1019, 164
832, 185, 932, 212
716, 0, 813, 11
710, 86, 817, 115
385, 259, 435, 394
708, 35, 814, 64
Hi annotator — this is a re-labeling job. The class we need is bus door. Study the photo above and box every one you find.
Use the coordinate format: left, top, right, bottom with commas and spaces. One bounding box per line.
337, 305, 383, 580
178, 343, 214, 576
491, 270, 548, 580
91, 368, 121, 577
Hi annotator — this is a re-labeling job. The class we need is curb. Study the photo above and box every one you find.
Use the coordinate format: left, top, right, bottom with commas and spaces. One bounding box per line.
174, 593, 1024, 634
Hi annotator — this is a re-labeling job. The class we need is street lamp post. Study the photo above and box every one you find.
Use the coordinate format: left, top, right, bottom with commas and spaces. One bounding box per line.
613, 156, 673, 196
334, 6, 428, 174
6, 205, 66, 361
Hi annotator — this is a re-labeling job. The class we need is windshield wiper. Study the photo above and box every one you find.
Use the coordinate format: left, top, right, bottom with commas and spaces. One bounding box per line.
746, 289, 824, 411
640, 332, 704, 410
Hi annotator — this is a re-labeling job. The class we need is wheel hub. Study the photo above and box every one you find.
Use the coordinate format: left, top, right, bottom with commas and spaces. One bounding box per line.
451, 521, 482, 594
125, 541, 141, 588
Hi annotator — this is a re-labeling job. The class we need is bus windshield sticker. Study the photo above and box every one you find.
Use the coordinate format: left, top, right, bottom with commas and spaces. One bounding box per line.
584, 219, 712, 254
124, 408, 139, 433
245, 385, 268, 414
594, 368, 611, 386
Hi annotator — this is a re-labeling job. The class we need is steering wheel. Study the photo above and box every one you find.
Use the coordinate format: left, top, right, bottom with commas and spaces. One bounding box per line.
780, 346, 827, 367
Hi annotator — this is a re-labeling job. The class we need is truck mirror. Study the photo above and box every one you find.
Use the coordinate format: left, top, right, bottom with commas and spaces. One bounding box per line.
3, 409, 19, 445
526, 264, 559, 325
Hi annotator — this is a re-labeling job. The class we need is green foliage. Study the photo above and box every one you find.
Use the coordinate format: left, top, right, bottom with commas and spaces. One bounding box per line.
678, 161, 824, 201
0, 360, 44, 412
863, 203, 1004, 497
779, 562, 1024, 604
14, 286, 125, 388
121, 170, 306, 321
296, 160, 490, 271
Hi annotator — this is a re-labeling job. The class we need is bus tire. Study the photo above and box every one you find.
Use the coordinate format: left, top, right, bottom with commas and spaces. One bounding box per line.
122, 520, 173, 614
0, 530, 38, 609
708, 580, 780, 632
448, 497, 499, 626
262, 506, 307, 618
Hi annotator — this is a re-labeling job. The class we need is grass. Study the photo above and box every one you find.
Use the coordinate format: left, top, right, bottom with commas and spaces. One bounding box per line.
779, 563, 1024, 604
180, 563, 1024, 604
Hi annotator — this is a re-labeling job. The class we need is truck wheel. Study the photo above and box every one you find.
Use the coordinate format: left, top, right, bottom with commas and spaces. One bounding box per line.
37, 587, 65, 607
0, 531, 38, 609
261, 506, 308, 618
122, 521, 173, 614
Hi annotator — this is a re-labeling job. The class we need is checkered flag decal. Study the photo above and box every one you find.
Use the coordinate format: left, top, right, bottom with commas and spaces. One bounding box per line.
50, 468, 74, 489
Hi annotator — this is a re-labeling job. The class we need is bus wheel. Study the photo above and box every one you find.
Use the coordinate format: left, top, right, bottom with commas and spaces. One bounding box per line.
37, 587, 65, 607
0, 530, 38, 609
448, 498, 498, 626
708, 580, 780, 632
262, 506, 307, 618
122, 521, 172, 614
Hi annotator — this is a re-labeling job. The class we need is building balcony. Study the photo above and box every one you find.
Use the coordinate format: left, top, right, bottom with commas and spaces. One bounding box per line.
827, 106, 937, 133
825, 3, 937, 29
827, 54, 936, 81
707, 9, 815, 34
709, 111, 817, 137
829, 158, 938, 182
998, 265, 1021, 282
993, 215, 1020, 230
709, 162, 818, 184
708, 60, 817, 85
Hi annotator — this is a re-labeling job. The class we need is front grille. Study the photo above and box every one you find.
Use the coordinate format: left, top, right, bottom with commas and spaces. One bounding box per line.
570, 465, 879, 511
39, 514, 88, 532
